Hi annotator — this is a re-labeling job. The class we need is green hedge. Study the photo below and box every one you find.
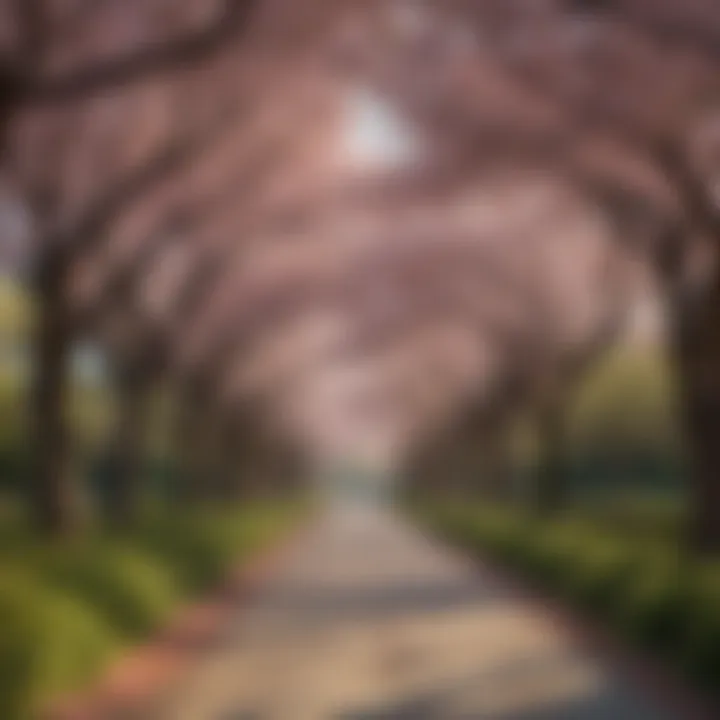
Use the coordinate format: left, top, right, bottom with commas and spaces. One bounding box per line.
0, 503, 301, 719
420, 504, 720, 696
40, 546, 180, 639
0, 572, 116, 720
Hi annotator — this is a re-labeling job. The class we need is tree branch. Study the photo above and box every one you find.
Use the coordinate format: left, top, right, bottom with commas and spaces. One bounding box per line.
8, 0, 258, 107
59, 95, 249, 266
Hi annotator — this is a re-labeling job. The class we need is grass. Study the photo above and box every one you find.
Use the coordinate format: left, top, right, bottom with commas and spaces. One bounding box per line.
418, 501, 720, 698
0, 502, 304, 719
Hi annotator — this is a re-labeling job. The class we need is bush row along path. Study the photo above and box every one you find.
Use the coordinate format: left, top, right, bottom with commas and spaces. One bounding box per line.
147, 504, 678, 719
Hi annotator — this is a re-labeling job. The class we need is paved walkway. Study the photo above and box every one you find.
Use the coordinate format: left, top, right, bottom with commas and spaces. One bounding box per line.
152, 504, 673, 720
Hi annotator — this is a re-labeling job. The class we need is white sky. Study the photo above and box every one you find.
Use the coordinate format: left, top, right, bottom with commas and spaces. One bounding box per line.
343, 87, 421, 171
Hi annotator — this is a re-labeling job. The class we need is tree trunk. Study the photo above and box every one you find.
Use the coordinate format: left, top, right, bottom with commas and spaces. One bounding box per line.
475, 418, 513, 503
30, 250, 76, 535
173, 384, 233, 504
173, 382, 207, 503
535, 395, 569, 516
208, 415, 242, 501
106, 362, 153, 528
670, 277, 720, 554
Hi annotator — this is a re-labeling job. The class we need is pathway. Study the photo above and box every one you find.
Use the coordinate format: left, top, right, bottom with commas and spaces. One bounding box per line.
150, 503, 676, 719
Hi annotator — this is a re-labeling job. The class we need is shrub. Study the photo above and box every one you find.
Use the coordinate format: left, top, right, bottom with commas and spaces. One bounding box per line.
426, 504, 529, 565
549, 534, 641, 612
0, 502, 302, 718
682, 566, 720, 687
135, 514, 245, 592
519, 522, 585, 586
420, 504, 720, 695
0, 572, 115, 720
136, 522, 224, 591
40, 546, 180, 639
136, 504, 300, 593
611, 552, 689, 651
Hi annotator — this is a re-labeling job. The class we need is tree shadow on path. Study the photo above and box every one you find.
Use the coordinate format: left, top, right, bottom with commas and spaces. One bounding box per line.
337, 651, 670, 720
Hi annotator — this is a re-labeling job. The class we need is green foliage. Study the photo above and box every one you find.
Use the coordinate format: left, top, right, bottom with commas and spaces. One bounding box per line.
682, 566, 720, 684
134, 505, 295, 593
421, 503, 720, 694
613, 552, 689, 651
565, 346, 686, 498
136, 515, 242, 592
0, 572, 115, 720
0, 277, 32, 338
0, 366, 28, 496
41, 546, 179, 639
568, 346, 680, 457
506, 345, 686, 504
0, 503, 301, 719
570, 496, 684, 540
561, 535, 642, 612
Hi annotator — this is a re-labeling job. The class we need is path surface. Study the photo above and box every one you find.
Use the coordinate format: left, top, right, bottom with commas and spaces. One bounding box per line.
152, 504, 673, 720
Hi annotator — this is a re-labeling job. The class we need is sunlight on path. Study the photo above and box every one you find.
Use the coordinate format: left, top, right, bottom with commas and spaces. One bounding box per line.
150, 505, 671, 720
